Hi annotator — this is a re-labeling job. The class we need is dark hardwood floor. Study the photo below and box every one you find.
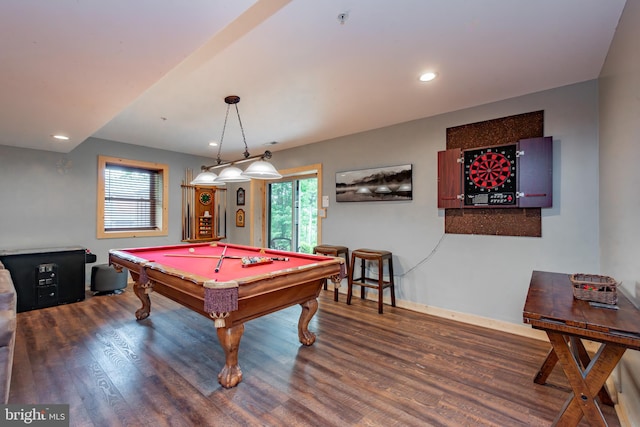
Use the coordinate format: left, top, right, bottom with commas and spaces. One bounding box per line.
9, 285, 621, 426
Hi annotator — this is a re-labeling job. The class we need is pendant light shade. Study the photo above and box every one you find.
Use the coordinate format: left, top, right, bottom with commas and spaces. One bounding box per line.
217, 166, 250, 182
190, 170, 221, 185
242, 159, 282, 179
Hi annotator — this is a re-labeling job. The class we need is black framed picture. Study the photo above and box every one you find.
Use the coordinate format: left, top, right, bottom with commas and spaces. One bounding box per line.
336, 164, 412, 202
236, 187, 245, 205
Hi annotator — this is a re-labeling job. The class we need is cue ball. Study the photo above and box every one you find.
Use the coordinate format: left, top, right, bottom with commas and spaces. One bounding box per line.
189, 248, 195, 253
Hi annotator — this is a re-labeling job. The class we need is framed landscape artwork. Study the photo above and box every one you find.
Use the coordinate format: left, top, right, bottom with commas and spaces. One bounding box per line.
336, 164, 412, 202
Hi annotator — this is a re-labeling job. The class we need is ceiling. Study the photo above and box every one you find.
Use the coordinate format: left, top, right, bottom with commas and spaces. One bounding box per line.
0, 0, 626, 161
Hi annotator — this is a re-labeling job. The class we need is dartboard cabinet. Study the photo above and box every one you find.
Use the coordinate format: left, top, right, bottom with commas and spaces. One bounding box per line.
437, 136, 552, 209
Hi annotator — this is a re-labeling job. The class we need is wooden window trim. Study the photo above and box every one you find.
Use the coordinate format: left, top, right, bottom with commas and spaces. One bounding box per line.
97, 155, 169, 239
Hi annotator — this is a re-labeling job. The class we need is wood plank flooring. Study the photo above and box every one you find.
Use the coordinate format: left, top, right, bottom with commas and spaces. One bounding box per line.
9, 286, 621, 426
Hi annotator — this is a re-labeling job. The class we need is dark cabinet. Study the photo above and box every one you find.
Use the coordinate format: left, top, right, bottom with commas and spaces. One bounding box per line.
0, 247, 92, 312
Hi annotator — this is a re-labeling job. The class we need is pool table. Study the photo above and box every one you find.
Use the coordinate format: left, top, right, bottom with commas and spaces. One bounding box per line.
109, 242, 344, 388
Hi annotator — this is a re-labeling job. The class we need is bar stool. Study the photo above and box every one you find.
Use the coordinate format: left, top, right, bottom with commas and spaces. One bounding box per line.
347, 249, 396, 314
313, 245, 349, 301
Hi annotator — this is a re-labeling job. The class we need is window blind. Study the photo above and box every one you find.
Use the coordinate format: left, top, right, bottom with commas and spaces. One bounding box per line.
104, 165, 162, 231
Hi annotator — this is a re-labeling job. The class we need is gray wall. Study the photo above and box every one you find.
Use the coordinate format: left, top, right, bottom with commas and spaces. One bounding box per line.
0, 137, 210, 266
599, 0, 640, 423
272, 80, 600, 326
224, 181, 256, 245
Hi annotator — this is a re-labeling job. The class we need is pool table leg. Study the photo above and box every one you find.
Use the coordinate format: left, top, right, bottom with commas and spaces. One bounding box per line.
298, 298, 318, 346
216, 324, 244, 388
132, 272, 153, 320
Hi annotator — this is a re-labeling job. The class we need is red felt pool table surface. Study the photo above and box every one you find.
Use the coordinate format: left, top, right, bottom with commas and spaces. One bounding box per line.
108, 242, 343, 388
111, 242, 330, 283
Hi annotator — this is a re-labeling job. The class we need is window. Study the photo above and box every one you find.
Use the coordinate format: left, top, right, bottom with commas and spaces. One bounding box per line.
97, 156, 169, 238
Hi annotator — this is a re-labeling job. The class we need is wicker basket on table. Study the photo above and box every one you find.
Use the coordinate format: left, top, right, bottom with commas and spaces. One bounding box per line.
569, 273, 618, 305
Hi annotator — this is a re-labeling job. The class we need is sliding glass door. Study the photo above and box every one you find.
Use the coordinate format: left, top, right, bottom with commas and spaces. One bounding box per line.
268, 176, 317, 253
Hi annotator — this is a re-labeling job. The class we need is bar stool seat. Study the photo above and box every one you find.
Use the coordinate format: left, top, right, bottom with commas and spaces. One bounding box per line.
347, 249, 396, 313
313, 245, 349, 301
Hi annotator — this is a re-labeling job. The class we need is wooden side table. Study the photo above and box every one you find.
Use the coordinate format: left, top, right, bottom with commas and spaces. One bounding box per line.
523, 270, 640, 426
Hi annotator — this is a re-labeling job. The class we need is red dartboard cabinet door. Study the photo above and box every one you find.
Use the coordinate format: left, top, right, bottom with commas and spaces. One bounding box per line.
517, 136, 553, 208
437, 148, 462, 209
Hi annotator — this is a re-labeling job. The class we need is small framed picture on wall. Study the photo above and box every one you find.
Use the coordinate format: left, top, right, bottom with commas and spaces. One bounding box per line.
235, 209, 245, 227
236, 187, 245, 205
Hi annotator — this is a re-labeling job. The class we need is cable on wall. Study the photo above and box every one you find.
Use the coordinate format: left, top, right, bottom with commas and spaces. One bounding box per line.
398, 233, 447, 277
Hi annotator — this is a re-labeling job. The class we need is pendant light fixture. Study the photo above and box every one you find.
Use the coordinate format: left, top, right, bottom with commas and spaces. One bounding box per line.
191, 95, 282, 185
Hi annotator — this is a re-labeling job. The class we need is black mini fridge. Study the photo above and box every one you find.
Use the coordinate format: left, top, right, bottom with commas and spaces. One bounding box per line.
0, 247, 94, 312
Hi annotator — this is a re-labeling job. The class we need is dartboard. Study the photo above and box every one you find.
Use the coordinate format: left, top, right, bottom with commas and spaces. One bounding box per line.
468, 152, 511, 189
464, 144, 517, 206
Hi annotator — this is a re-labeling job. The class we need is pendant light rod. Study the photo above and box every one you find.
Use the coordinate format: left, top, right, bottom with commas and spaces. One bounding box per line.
212, 95, 255, 166
214, 96, 235, 165
200, 150, 274, 172
232, 96, 251, 160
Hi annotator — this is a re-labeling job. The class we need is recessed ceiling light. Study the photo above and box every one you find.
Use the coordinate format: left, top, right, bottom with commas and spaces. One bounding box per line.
209, 141, 218, 147
419, 72, 437, 82
52, 135, 69, 140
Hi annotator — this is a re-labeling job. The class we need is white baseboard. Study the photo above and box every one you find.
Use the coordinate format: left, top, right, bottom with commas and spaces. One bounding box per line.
332, 286, 547, 340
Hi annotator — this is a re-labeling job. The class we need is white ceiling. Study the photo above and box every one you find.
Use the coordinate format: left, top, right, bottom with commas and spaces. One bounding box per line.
0, 0, 626, 161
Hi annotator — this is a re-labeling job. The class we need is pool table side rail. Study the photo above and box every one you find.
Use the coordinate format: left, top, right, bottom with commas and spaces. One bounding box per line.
109, 249, 212, 284
110, 242, 332, 262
